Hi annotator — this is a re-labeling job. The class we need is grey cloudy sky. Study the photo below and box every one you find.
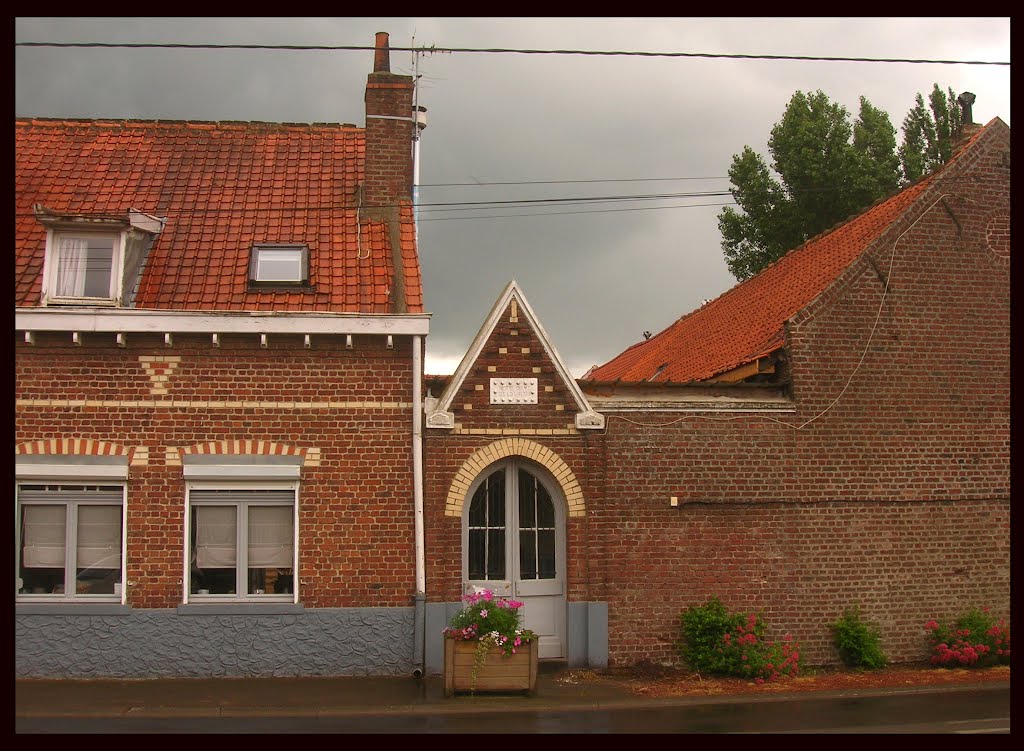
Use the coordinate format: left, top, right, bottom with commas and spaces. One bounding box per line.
15, 17, 1011, 376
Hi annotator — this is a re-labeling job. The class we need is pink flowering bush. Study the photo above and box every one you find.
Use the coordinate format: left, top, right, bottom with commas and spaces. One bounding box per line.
677, 596, 802, 683
443, 588, 535, 657
924, 607, 1010, 668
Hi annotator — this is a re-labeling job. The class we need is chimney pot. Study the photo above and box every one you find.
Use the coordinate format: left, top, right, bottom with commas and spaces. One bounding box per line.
957, 91, 976, 125
374, 32, 391, 73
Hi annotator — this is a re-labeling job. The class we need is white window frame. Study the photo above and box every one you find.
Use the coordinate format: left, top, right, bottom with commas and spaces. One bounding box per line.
15, 482, 128, 604
248, 244, 309, 285
183, 480, 299, 604
40, 229, 126, 306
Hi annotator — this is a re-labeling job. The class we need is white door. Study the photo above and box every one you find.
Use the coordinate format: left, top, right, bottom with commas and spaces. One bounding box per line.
463, 460, 566, 659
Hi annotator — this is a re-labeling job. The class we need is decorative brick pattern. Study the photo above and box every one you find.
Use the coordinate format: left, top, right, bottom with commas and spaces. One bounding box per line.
138, 355, 181, 395
15, 438, 130, 457
444, 438, 585, 518
180, 440, 319, 466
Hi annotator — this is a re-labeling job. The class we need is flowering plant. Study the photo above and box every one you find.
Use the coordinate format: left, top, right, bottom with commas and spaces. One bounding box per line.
677, 596, 802, 683
443, 589, 536, 693
924, 607, 1010, 668
443, 589, 535, 656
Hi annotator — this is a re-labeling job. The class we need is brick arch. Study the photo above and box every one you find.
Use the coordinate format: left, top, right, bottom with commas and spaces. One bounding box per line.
179, 440, 319, 467
444, 438, 584, 518
15, 439, 132, 457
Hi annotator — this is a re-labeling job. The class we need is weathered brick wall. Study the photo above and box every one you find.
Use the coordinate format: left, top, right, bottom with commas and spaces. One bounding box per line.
592, 125, 1010, 667
425, 126, 1009, 669
15, 332, 418, 609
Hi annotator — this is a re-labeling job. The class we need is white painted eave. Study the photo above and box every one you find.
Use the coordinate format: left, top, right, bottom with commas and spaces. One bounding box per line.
15, 307, 431, 336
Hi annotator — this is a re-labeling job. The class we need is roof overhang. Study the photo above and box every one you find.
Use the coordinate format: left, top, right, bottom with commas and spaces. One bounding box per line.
34, 204, 166, 234
16, 307, 430, 337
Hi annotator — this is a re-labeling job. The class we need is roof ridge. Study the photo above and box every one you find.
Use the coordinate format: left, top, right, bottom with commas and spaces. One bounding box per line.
16, 117, 360, 131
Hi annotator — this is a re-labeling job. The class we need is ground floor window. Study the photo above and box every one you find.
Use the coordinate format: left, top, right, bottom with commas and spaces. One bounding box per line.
17, 484, 124, 599
188, 488, 296, 600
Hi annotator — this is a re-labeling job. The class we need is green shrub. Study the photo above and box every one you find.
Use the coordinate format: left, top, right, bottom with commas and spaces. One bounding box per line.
677, 596, 801, 683
831, 605, 887, 669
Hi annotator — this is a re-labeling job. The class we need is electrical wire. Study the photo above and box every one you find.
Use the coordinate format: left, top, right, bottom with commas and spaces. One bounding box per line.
14, 41, 1010, 66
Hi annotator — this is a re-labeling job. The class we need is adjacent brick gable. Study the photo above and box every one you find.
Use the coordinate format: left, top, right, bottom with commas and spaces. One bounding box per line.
586, 121, 997, 385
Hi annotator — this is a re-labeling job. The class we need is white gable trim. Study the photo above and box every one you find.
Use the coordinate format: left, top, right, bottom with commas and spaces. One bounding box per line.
426, 280, 603, 430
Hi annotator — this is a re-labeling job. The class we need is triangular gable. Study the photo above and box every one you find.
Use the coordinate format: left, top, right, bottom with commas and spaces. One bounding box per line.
425, 280, 604, 430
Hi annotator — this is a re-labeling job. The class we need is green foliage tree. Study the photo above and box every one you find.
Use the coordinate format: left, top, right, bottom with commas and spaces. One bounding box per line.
720, 85, 959, 281
899, 84, 962, 183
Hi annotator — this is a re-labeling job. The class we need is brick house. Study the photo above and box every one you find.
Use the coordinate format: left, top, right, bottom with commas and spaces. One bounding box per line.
423, 112, 1009, 672
15, 34, 433, 678
17, 28, 1009, 678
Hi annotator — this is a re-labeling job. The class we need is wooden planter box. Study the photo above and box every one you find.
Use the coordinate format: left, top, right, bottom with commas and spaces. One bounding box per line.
443, 638, 538, 696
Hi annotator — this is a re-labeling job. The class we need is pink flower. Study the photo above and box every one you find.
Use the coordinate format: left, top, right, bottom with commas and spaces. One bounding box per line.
924, 620, 939, 631
479, 609, 488, 618
484, 590, 494, 601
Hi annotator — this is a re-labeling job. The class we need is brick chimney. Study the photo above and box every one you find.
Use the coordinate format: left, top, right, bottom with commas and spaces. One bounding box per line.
363, 32, 415, 210
952, 92, 984, 152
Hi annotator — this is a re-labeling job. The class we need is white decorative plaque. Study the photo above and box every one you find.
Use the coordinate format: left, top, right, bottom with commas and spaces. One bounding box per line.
490, 378, 538, 404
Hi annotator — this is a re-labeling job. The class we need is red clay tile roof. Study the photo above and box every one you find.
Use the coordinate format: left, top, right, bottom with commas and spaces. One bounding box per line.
585, 129, 989, 384
15, 118, 422, 313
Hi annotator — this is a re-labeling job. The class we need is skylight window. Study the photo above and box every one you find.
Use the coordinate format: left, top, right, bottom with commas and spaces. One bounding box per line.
249, 244, 309, 285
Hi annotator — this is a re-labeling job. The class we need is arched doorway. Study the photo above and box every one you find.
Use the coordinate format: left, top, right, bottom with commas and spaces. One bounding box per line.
462, 459, 566, 659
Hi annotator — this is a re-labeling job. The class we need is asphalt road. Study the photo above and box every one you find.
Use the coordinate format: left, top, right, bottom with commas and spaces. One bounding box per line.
15, 687, 1010, 734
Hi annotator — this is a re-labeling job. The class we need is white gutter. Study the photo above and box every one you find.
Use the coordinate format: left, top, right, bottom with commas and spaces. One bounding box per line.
412, 334, 425, 593
16, 308, 430, 336
412, 334, 426, 677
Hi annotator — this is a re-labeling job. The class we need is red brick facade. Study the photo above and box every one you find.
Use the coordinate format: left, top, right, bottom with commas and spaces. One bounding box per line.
425, 119, 1010, 667
15, 333, 418, 609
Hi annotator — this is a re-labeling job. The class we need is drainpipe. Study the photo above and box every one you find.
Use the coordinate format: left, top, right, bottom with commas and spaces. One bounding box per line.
412, 333, 426, 677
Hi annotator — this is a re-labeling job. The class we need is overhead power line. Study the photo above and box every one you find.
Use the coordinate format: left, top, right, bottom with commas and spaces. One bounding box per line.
14, 41, 1010, 66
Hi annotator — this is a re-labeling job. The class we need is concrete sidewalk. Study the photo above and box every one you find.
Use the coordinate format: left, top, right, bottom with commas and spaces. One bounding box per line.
15, 668, 1011, 719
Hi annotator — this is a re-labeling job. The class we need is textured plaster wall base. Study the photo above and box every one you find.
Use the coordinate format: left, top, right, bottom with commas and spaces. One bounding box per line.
15, 607, 414, 679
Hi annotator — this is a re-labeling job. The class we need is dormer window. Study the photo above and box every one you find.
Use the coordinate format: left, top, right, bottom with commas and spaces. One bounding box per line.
49, 232, 120, 301
249, 244, 309, 286
36, 206, 164, 308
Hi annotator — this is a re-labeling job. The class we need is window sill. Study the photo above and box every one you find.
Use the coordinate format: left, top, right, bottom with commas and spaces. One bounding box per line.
177, 602, 305, 615
246, 284, 315, 293
17, 602, 132, 615
43, 297, 120, 307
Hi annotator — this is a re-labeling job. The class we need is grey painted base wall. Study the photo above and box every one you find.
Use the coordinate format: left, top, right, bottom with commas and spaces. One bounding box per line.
423, 601, 608, 675
15, 606, 415, 679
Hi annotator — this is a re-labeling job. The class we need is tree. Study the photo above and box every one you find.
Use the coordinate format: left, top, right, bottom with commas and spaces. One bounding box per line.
719, 91, 900, 281
899, 84, 962, 183
720, 85, 959, 281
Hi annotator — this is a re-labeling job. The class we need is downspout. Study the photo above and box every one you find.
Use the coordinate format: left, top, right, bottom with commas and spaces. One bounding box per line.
412, 333, 426, 678
410, 53, 428, 678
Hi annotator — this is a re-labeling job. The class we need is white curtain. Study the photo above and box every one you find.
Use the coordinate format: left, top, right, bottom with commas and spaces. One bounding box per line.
77, 506, 122, 569
248, 506, 293, 567
22, 505, 66, 568
195, 506, 237, 568
54, 237, 89, 297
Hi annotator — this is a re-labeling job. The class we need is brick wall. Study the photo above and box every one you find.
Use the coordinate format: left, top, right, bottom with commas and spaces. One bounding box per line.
590, 123, 1010, 666
15, 332, 418, 609
424, 124, 1010, 668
